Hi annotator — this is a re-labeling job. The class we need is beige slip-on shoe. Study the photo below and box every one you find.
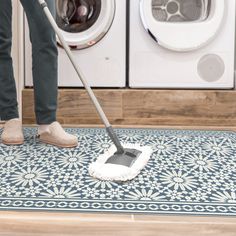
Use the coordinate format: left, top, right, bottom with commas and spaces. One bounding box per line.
1, 119, 24, 145
38, 121, 78, 148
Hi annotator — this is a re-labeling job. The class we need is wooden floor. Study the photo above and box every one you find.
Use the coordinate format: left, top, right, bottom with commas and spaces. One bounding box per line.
0, 124, 236, 235
0, 211, 236, 236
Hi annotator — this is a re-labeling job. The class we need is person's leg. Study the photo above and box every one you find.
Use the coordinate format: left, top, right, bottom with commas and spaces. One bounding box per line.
20, 0, 58, 124
20, 0, 78, 148
0, 0, 19, 120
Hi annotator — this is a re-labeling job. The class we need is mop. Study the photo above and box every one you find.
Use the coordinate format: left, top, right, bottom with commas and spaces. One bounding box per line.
37, 0, 153, 182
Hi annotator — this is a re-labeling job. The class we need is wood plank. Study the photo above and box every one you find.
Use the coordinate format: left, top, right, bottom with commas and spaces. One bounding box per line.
22, 89, 236, 126
57, 90, 123, 118
22, 89, 123, 124
0, 212, 235, 236
123, 90, 236, 119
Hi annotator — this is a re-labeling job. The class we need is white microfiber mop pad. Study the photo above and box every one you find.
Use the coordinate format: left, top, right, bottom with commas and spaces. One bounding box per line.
89, 143, 153, 182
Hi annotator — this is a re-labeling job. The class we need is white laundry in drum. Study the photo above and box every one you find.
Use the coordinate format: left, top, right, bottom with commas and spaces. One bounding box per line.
129, 0, 236, 89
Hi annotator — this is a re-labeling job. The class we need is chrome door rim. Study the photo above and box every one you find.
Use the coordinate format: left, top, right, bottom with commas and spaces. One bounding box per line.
56, 0, 116, 49
140, 0, 225, 52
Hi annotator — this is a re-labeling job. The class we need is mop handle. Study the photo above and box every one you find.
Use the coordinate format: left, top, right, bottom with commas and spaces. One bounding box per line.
37, 0, 124, 153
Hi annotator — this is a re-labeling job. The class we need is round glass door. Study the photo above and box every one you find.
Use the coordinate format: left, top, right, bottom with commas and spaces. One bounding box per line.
140, 0, 225, 51
56, 0, 115, 49
151, 0, 211, 22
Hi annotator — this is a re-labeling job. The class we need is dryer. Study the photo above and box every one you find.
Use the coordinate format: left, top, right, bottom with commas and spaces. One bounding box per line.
24, 0, 126, 87
129, 0, 236, 88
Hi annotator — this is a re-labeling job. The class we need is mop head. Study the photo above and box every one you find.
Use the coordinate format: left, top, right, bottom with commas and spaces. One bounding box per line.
88, 143, 153, 182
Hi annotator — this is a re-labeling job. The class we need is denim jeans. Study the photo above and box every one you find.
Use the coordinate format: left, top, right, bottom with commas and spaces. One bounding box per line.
0, 0, 58, 124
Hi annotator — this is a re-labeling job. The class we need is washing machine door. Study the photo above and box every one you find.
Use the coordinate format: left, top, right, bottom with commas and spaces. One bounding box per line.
56, 0, 115, 49
140, 0, 225, 51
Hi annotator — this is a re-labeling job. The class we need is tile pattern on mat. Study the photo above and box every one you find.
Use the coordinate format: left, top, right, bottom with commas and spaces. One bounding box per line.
0, 127, 236, 215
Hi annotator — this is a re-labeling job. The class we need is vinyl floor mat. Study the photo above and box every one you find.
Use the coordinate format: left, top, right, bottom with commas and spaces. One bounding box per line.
0, 127, 235, 216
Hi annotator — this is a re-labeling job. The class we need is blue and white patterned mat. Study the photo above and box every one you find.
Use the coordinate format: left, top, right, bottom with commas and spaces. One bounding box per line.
0, 127, 236, 216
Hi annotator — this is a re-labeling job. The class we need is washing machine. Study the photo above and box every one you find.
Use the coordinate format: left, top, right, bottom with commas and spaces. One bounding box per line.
24, 0, 126, 87
129, 0, 236, 88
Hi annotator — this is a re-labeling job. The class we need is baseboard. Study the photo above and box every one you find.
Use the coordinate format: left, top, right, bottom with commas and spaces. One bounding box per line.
22, 88, 236, 126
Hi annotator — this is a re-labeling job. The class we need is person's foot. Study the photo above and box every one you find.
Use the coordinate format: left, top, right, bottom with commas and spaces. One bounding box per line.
1, 119, 24, 145
38, 121, 78, 148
